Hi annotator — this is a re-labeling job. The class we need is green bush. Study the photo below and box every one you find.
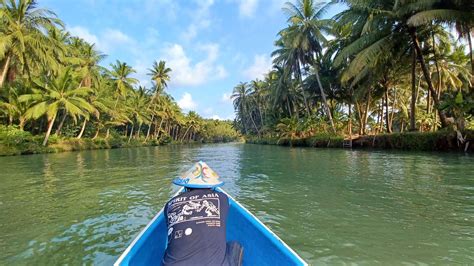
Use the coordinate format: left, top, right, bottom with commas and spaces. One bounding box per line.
0, 125, 33, 147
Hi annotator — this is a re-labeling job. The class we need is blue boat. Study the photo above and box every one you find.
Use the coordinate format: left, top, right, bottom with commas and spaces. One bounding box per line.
115, 187, 307, 266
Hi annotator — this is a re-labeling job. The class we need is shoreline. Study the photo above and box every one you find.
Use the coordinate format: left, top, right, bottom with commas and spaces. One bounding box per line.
0, 137, 239, 157
245, 130, 473, 152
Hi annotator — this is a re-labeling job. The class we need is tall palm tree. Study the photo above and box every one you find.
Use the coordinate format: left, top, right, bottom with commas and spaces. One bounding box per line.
232, 82, 260, 134
127, 86, 150, 141
0, 0, 64, 88
19, 67, 94, 145
250, 80, 267, 125
276, 0, 336, 132
333, 0, 449, 128
148, 60, 172, 96
109, 60, 138, 105
406, 0, 473, 73
145, 60, 171, 140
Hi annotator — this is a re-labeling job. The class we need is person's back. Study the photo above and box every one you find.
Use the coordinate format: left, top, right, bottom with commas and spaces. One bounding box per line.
162, 188, 229, 266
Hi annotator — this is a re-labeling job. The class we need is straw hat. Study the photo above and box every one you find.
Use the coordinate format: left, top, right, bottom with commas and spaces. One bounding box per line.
173, 161, 224, 188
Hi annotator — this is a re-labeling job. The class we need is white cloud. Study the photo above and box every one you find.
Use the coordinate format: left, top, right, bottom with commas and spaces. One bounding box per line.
203, 107, 214, 115
243, 54, 272, 80
181, 0, 214, 41
68, 26, 135, 54
238, 0, 259, 17
211, 115, 222, 120
161, 43, 227, 87
69, 26, 100, 47
221, 92, 232, 103
178, 92, 197, 110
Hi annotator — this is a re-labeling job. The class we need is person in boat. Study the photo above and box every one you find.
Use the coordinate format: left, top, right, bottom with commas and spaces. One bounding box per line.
162, 161, 243, 266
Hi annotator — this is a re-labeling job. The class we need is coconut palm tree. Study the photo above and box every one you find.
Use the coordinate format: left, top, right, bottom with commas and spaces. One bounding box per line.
406, 0, 473, 73
278, 0, 336, 132
0, 0, 64, 88
109, 60, 138, 106
19, 67, 94, 145
232, 82, 259, 134
145, 60, 172, 139
148, 60, 172, 96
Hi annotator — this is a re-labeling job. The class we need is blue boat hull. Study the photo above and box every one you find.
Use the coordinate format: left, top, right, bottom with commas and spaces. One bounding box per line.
115, 188, 307, 265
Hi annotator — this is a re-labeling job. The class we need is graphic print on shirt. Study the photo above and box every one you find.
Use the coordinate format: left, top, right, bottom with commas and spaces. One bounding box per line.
167, 195, 220, 227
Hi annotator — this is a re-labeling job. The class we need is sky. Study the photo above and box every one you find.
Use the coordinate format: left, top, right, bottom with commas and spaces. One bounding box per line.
41, 0, 343, 120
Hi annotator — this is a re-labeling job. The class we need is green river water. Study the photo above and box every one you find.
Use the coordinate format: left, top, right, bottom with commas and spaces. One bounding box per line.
0, 144, 473, 265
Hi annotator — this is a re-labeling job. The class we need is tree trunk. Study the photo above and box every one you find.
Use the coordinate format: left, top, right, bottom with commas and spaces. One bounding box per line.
355, 100, 363, 135
137, 123, 142, 138
77, 119, 87, 139
128, 125, 134, 143
410, 49, 417, 131
93, 127, 100, 139
19, 118, 26, 131
314, 69, 336, 133
249, 111, 260, 135
145, 114, 155, 141
468, 30, 473, 75
432, 31, 442, 94
362, 88, 371, 135
182, 126, 192, 142
380, 97, 385, 132
384, 88, 392, 133
124, 124, 128, 137
156, 119, 164, 139
0, 55, 11, 88
106, 128, 110, 139
55, 112, 67, 135
286, 99, 292, 117
348, 102, 352, 138
43, 114, 57, 146
411, 28, 448, 127
389, 88, 396, 131
298, 75, 311, 117
375, 100, 381, 134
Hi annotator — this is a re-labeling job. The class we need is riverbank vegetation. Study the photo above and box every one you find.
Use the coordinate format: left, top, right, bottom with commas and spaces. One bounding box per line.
232, 0, 473, 151
0, 1, 239, 156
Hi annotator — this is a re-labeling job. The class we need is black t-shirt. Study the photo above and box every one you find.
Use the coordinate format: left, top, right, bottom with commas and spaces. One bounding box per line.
162, 189, 229, 266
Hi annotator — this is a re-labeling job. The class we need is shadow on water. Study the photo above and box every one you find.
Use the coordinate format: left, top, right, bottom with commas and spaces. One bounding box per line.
0, 144, 473, 264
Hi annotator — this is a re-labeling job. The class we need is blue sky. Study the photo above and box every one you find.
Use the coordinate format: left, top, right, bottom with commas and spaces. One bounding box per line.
41, 0, 342, 120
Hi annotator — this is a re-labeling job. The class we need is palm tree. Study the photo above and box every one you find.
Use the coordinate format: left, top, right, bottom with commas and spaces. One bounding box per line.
181, 111, 201, 142
107, 60, 137, 137
127, 86, 150, 141
109, 60, 138, 106
148, 60, 172, 96
279, 0, 336, 132
0, 84, 30, 129
232, 82, 260, 134
333, 0, 449, 128
406, 0, 473, 73
19, 67, 94, 145
0, 0, 63, 88
146, 60, 171, 140
249, 80, 265, 128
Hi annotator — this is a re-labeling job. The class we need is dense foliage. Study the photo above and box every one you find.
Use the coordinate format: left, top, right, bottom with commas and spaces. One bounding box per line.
0, 0, 239, 150
232, 0, 473, 140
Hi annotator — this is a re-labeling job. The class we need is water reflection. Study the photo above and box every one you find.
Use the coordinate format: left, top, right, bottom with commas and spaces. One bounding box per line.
0, 144, 473, 265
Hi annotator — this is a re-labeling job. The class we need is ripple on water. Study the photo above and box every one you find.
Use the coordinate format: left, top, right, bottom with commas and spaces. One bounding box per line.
0, 145, 473, 265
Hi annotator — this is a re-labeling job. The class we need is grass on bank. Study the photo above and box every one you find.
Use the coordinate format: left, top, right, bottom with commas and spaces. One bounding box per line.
246, 130, 473, 152
0, 125, 239, 156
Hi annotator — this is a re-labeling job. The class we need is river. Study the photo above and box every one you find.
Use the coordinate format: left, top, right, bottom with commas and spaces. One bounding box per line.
0, 144, 473, 265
